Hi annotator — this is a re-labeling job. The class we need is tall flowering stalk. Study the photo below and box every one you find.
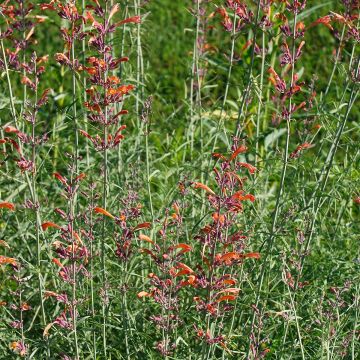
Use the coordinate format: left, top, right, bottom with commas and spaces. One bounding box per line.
0, 5, 52, 355
2, 51, 51, 343
213, 0, 254, 149
137, 203, 192, 358
93, 194, 147, 357
185, 142, 260, 358
0, 0, 37, 123
40, 0, 86, 171
42, 0, 139, 353
41, 170, 88, 359
247, 1, 315, 357
79, 1, 137, 353
188, 0, 210, 163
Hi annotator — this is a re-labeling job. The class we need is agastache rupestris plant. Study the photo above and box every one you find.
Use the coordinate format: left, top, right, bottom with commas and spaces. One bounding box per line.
136, 203, 193, 358
79, 1, 138, 354
1, 51, 51, 352
41, 169, 88, 359
184, 141, 260, 358
247, 1, 315, 358
92, 197, 148, 358
41, 0, 139, 353
0, 5, 55, 358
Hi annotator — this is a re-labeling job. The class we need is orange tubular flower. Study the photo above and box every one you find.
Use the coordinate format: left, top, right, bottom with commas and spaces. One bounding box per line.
193, 182, 216, 195
0, 255, 17, 266
0, 202, 15, 211
41, 222, 61, 231
94, 207, 115, 219
228, 144, 248, 162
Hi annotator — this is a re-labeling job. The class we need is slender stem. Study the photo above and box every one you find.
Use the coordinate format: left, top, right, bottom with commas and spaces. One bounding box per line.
122, 262, 131, 359
32, 63, 51, 358
117, 1, 128, 173
101, 126, 108, 357
207, 8, 237, 158
82, 0, 90, 168
195, 0, 203, 182
134, 0, 144, 154
21, 0, 27, 128
71, 37, 79, 174
283, 267, 305, 360
201, 197, 222, 360
324, 25, 346, 98
145, 122, 154, 221
234, 0, 262, 138
189, 2, 201, 161
0, 38, 17, 123
245, 11, 298, 358
255, 31, 266, 165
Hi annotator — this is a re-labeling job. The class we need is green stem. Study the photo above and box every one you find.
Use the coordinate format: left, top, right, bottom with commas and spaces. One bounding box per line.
255, 31, 266, 165
245, 11, 298, 358
234, 0, 262, 138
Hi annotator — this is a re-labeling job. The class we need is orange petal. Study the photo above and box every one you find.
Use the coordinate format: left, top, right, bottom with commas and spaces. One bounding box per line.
193, 182, 215, 195
172, 243, 192, 254
216, 288, 241, 295
44, 291, 59, 299
134, 222, 151, 231
223, 278, 237, 285
220, 252, 239, 262
116, 16, 141, 26
41, 222, 61, 231
94, 207, 115, 219
0, 202, 15, 211
241, 252, 260, 259
229, 145, 248, 162
52, 258, 63, 267
53, 172, 67, 185
175, 262, 194, 276
216, 295, 237, 303
43, 322, 54, 338
4, 125, 19, 134
75, 173, 86, 182
0, 255, 17, 266
232, 192, 256, 202
139, 234, 153, 244
137, 291, 151, 298
72, 231, 83, 245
